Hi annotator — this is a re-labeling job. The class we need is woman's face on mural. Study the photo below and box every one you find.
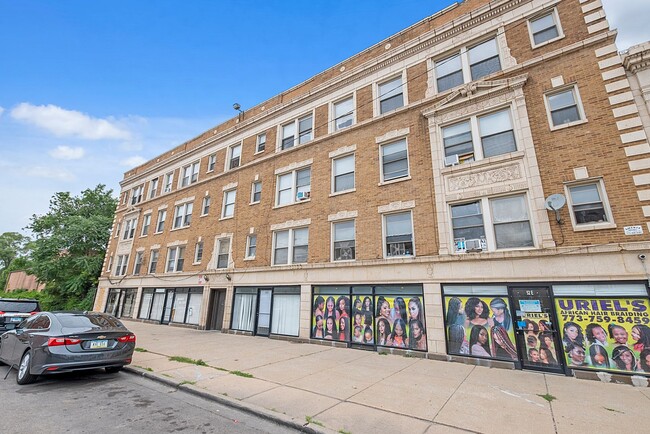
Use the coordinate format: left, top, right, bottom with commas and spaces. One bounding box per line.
339, 298, 346, 311
327, 299, 334, 312
364, 298, 371, 309
380, 301, 390, 318
566, 325, 579, 340
569, 347, 585, 364
530, 350, 540, 362
355, 299, 362, 310
645, 353, 650, 367
378, 321, 386, 334
340, 319, 346, 330
593, 326, 607, 343
474, 303, 484, 316
317, 301, 324, 311
544, 336, 553, 348
593, 349, 606, 365
364, 331, 372, 341
408, 301, 419, 319
612, 327, 628, 344
539, 350, 548, 362
527, 322, 535, 331
394, 322, 404, 337
478, 328, 488, 345
621, 349, 634, 367
326, 317, 334, 331
316, 318, 323, 329
632, 326, 641, 341
354, 314, 362, 325
411, 322, 422, 339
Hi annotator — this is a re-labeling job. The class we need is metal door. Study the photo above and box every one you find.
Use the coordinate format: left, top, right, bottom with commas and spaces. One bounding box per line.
256, 289, 273, 336
161, 290, 175, 324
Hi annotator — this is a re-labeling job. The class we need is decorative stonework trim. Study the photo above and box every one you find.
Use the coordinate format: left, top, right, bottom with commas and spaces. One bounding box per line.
633, 173, 650, 186
157, 204, 168, 210
573, 167, 589, 180
584, 10, 606, 25
598, 55, 622, 70
124, 207, 140, 217
617, 118, 643, 131
587, 20, 609, 34
582, 0, 603, 14
136, 247, 145, 253
377, 200, 415, 214
216, 233, 233, 238
637, 190, 650, 201
150, 244, 161, 250
447, 164, 522, 192
166, 240, 188, 247
328, 210, 358, 221
174, 196, 195, 206
329, 144, 357, 159
595, 43, 617, 57
625, 143, 650, 157
270, 218, 311, 231
445, 181, 528, 203
222, 182, 238, 191
143, 209, 152, 215
605, 79, 631, 93
629, 158, 650, 171
621, 130, 648, 144
375, 128, 410, 144
602, 68, 626, 81
275, 159, 313, 175
612, 104, 639, 118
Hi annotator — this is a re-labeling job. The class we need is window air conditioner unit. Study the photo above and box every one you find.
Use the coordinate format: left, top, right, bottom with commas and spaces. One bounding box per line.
465, 238, 484, 252
444, 154, 460, 167
296, 191, 311, 201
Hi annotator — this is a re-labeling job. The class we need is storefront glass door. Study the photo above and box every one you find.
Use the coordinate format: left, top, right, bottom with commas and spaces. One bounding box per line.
161, 290, 175, 324
509, 287, 564, 373
256, 289, 272, 336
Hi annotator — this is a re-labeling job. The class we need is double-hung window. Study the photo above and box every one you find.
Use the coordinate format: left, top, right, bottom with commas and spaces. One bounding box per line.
276, 167, 311, 206
442, 108, 516, 165
273, 228, 308, 265
166, 246, 185, 272
163, 172, 174, 193
435, 53, 463, 93
194, 242, 203, 264
130, 185, 143, 205
228, 143, 242, 170
246, 235, 257, 259
433, 37, 502, 93
332, 220, 355, 261
383, 212, 414, 258
141, 214, 151, 236
567, 181, 612, 227
251, 181, 262, 203
222, 189, 236, 218
156, 210, 166, 233
529, 9, 562, 47
451, 194, 533, 253
545, 86, 585, 128
122, 218, 137, 240
149, 250, 159, 273
380, 139, 409, 182
332, 154, 355, 193
256, 133, 266, 153
207, 154, 217, 172
281, 115, 313, 150
469, 38, 501, 81
201, 196, 211, 216
181, 161, 199, 187
149, 178, 159, 199
133, 252, 143, 275
216, 238, 230, 269
115, 254, 129, 276
173, 203, 193, 229
333, 96, 354, 131
378, 76, 404, 114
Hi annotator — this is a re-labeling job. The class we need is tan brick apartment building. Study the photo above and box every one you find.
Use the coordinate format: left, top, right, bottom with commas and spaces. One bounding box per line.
95, 0, 650, 380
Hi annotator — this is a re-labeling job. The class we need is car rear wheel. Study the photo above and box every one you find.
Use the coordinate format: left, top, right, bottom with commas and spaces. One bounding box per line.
17, 351, 37, 385
105, 366, 122, 374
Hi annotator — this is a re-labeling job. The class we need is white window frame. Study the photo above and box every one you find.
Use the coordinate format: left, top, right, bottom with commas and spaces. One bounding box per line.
251, 181, 262, 204
155, 209, 167, 233
331, 153, 355, 195
564, 178, 616, 231
245, 234, 257, 259
141, 213, 151, 237
163, 171, 174, 194
375, 72, 407, 116
432, 35, 502, 94
382, 211, 415, 259
194, 241, 204, 264
527, 8, 564, 49
256, 133, 266, 154
115, 254, 129, 276
122, 218, 137, 240
221, 189, 236, 219
107, 254, 114, 272
440, 105, 517, 166
227, 143, 242, 170
148, 178, 159, 199
201, 196, 211, 216
148, 250, 159, 274
216, 237, 232, 269
180, 161, 200, 188
450, 194, 535, 253
172, 202, 193, 229
543, 84, 587, 131
330, 95, 355, 132
275, 167, 311, 207
272, 227, 309, 266
166, 246, 185, 273
207, 154, 217, 172
130, 185, 144, 205
331, 220, 356, 262
278, 112, 313, 151
379, 138, 410, 184
133, 252, 143, 275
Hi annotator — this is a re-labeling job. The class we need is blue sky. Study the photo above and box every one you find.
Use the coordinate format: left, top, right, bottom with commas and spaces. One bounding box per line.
1, 0, 648, 235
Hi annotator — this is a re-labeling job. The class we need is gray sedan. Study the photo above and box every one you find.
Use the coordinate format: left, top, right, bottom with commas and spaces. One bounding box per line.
0, 311, 136, 384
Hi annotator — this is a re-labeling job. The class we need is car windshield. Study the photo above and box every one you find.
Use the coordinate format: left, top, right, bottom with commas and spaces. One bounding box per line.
56, 314, 123, 329
0, 301, 39, 312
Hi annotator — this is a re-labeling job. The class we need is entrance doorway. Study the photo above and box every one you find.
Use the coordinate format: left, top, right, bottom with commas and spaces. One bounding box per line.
255, 288, 273, 336
509, 287, 564, 374
161, 289, 175, 325
207, 289, 227, 330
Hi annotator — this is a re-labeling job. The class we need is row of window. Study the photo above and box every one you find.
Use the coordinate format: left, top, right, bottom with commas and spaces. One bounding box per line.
122, 8, 568, 207
109, 179, 613, 276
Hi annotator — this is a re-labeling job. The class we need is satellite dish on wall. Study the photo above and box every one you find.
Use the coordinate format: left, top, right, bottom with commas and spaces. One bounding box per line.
545, 193, 566, 223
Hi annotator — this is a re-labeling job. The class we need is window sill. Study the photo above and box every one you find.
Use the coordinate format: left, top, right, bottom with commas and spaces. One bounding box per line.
531, 34, 565, 50
192, 262, 201, 266
571, 222, 617, 232
254, 150, 265, 155
329, 188, 356, 197
170, 226, 190, 232
332, 259, 356, 263
249, 200, 261, 206
206, 169, 215, 174
244, 256, 255, 261
441, 151, 525, 174
200, 213, 209, 217
378, 176, 411, 187
383, 254, 415, 260
273, 199, 311, 209
154, 231, 164, 235
139, 234, 148, 239
549, 118, 588, 132
219, 215, 234, 221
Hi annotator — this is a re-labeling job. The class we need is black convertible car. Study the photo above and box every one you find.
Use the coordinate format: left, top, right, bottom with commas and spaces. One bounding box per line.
0, 311, 135, 384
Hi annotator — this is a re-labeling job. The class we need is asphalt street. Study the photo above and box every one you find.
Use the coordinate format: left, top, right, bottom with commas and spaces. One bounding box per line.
0, 365, 300, 434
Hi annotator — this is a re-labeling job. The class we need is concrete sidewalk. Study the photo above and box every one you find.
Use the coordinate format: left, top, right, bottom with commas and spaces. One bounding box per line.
124, 321, 650, 434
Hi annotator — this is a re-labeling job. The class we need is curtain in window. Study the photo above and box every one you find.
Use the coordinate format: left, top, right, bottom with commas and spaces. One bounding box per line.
172, 293, 188, 323
139, 293, 153, 319
232, 293, 256, 331
150, 293, 165, 321
271, 294, 300, 336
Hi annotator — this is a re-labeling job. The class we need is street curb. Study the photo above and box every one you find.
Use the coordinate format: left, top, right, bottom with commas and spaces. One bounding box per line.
123, 366, 335, 434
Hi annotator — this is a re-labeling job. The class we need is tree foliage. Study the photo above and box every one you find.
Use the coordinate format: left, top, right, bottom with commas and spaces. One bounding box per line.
0, 232, 30, 271
27, 184, 117, 310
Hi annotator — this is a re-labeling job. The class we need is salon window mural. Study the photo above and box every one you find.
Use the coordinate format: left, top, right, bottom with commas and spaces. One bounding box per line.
444, 295, 517, 361
311, 286, 427, 351
555, 297, 650, 374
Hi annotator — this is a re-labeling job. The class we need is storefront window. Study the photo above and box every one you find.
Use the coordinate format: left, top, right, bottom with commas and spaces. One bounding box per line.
186, 292, 202, 325
271, 287, 301, 336
139, 290, 153, 319
443, 285, 517, 361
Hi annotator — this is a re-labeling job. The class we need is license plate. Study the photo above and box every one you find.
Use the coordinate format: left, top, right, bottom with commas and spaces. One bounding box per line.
11, 317, 22, 322
90, 340, 108, 349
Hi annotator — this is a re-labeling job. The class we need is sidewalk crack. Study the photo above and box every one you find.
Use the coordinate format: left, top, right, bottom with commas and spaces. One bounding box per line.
431, 364, 475, 421
544, 374, 559, 434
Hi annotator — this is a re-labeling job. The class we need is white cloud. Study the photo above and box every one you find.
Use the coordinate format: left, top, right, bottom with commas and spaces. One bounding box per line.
602, 0, 650, 49
120, 156, 147, 167
0, 106, 5, 117
25, 166, 75, 181
10, 103, 131, 140
49, 145, 85, 160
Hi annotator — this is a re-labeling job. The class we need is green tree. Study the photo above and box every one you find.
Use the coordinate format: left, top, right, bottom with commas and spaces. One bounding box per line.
27, 184, 117, 310
0, 231, 30, 271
